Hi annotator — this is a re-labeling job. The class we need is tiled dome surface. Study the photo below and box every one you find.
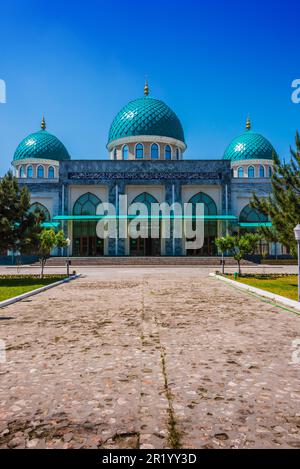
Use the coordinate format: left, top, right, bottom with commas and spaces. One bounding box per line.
108, 96, 185, 144
14, 130, 70, 161
223, 131, 276, 161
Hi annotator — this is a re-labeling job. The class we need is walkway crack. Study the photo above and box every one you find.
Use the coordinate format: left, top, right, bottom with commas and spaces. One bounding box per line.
159, 342, 182, 449
139, 279, 182, 449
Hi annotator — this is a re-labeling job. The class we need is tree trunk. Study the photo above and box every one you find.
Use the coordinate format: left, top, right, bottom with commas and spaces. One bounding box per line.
238, 259, 241, 276
222, 252, 225, 275
41, 258, 45, 279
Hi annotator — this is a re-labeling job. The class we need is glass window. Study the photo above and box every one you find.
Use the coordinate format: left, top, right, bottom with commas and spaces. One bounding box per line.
48, 166, 55, 179
237, 167, 244, 178
135, 143, 144, 159
151, 143, 159, 159
27, 165, 33, 178
248, 166, 255, 178
165, 145, 172, 160
73, 192, 101, 216
19, 166, 25, 178
122, 145, 129, 160
176, 148, 180, 160
113, 148, 117, 160
37, 165, 44, 178
188, 192, 217, 216
259, 165, 265, 178
268, 166, 272, 178
239, 204, 268, 223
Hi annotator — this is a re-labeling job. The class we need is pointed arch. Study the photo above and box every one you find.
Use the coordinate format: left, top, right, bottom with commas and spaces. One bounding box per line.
27, 165, 33, 178
132, 192, 159, 212
248, 165, 255, 178
151, 143, 159, 159
259, 165, 265, 178
48, 166, 55, 178
188, 192, 217, 215
37, 165, 44, 178
135, 143, 144, 159
237, 167, 244, 178
122, 145, 129, 160
29, 202, 50, 221
73, 192, 102, 216
165, 145, 172, 160
239, 204, 268, 223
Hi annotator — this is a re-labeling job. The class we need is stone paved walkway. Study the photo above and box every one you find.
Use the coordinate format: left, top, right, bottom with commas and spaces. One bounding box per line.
1, 268, 300, 449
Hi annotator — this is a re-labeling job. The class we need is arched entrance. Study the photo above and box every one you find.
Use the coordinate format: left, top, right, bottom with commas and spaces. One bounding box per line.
186, 192, 218, 256
239, 204, 269, 256
73, 193, 104, 257
129, 192, 161, 256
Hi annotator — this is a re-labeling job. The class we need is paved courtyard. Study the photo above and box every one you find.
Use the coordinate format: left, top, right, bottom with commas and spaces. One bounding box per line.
1, 267, 300, 449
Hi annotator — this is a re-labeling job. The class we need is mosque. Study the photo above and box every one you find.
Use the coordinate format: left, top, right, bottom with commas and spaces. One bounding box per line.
10, 83, 280, 258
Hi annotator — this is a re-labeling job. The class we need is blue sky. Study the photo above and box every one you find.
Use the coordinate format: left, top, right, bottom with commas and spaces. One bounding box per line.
0, 0, 299, 175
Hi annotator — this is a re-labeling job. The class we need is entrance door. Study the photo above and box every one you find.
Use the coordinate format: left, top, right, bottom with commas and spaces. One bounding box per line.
73, 236, 104, 257
73, 221, 104, 257
130, 237, 160, 256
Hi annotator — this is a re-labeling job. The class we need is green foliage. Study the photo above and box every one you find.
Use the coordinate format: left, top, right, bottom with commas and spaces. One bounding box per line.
215, 236, 235, 253
232, 233, 260, 260
55, 230, 69, 249
31, 229, 68, 278
0, 171, 43, 253
216, 233, 260, 275
0, 276, 66, 302
251, 131, 300, 256
227, 274, 298, 302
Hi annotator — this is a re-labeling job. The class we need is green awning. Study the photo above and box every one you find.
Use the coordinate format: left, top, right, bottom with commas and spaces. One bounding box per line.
42, 222, 60, 228
53, 215, 238, 221
239, 222, 272, 228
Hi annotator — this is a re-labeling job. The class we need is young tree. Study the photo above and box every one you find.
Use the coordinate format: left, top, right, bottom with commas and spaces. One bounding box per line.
231, 233, 261, 275
215, 236, 235, 274
251, 131, 300, 256
0, 171, 42, 255
35, 229, 68, 278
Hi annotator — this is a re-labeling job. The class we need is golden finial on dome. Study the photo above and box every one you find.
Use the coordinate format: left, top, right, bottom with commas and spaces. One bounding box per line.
41, 115, 46, 130
246, 115, 251, 131
144, 78, 149, 96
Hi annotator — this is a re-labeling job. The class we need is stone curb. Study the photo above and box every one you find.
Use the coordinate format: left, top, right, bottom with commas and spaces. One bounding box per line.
209, 272, 300, 312
0, 274, 81, 309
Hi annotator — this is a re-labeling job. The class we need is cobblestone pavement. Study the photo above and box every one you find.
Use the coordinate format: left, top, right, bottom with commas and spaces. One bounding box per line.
1, 268, 300, 449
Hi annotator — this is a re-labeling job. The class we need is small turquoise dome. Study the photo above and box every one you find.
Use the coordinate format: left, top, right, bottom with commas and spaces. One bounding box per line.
108, 95, 185, 145
14, 121, 70, 162
223, 124, 276, 162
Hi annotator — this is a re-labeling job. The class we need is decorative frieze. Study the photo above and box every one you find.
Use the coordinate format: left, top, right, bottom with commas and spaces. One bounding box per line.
68, 171, 222, 181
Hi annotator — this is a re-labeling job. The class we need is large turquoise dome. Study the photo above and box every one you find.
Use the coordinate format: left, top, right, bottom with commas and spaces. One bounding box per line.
14, 124, 70, 162
223, 126, 276, 162
108, 96, 185, 145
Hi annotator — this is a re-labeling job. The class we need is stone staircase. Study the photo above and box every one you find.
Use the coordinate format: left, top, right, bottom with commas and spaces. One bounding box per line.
38, 257, 256, 267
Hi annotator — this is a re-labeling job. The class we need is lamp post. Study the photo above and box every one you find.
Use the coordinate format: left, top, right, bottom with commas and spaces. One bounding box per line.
66, 238, 71, 277
294, 225, 300, 302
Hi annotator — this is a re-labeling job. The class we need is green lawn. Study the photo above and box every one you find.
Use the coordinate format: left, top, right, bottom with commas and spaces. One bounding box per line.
0, 276, 66, 302
227, 274, 298, 301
